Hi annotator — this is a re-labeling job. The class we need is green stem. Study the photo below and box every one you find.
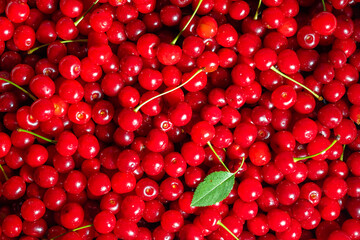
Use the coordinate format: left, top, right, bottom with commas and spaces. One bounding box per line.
270, 66, 323, 101
17, 128, 57, 144
207, 141, 230, 173
217, 221, 239, 240
171, 0, 203, 45
0, 164, 8, 181
321, 0, 327, 11
0, 77, 37, 101
234, 157, 245, 175
294, 136, 339, 162
27, 39, 88, 54
253, 0, 262, 20
71, 224, 93, 231
134, 68, 204, 113
50, 224, 93, 240
340, 144, 346, 161
74, 0, 99, 26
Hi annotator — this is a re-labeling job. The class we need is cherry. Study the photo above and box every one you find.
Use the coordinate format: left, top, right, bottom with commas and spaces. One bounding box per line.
247, 213, 269, 236
43, 187, 67, 211
164, 152, 187, 177
60, 202, 84, 229
191, 121, 215, 146
160, 210, 184, 233
318, 196, 341, 221
87, 172, 111, 196
64, 170, 86, 194
297, 26, 320, 49
6, 0, 30, 23
323, 176, 348, 199
271, 85, 297, 110
110, 171, 135, 194
249, 141, 271, 166
34, 165, 58, 188
157, 43, 182, 66
262, 7, 285, 29
311, 12, 337, 35
121, 195, 145, 221
342, 219, 360, 239
179, 224, 203, 240
267, 208, 291, 232
238, 178, 263, 202
21, 198, 46, 222
0, 16, 14, 41
93, 210, 116, 234
2, 214, 22, 237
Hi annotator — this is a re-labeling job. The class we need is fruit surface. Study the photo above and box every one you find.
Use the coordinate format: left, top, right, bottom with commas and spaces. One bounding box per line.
0, 0, 359, 239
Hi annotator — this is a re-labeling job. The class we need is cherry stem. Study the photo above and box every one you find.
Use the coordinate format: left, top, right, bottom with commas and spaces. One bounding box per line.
270, 66, 323, 101
134, 68, 205, 113
74, 0, 99, 26
17, 128, 57, 144
321, 0, 327, 11
217, 221, 239, 240
171, 0, 203, 45
207, 141, 230, 173
340, 144, 346, 161
234, 157, 245, 175
253, 0, 262, 20
0, 77, 37, 101
0, 164, 8, 181
50, 224, 93, 240
27, 39, 88, 54
294, 136, 340, 162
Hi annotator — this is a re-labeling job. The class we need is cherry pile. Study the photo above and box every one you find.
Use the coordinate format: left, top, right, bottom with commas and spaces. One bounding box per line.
1, 0, 360, 239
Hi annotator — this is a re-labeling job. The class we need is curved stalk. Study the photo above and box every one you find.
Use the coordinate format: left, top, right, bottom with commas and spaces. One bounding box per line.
27, 39, 88, 54
321, 0, 327, 11
0, 77, 37, 101
217, 221, 239, 240
271, 66, 323, 101
294, 136, 339, 162
50, 224, 93, 240
207, 141, 230, 173
134, 68, 204, 113
234, 157, 245, 174
17, 128, 57, 144
0, 164, 8, 181
340, 144, 346, 161
171, 0, 204, 45
74, 0, 99, 26
253, 0, 262, 20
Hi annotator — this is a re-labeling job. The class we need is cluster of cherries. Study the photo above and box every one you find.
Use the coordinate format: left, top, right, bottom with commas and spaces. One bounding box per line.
0, 0, 360, 239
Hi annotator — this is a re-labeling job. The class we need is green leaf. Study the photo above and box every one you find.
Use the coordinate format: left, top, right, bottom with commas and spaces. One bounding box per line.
191, 171, 235, 207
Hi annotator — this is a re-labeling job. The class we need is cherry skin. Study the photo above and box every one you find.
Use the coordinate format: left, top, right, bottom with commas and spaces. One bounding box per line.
196, 16, 218, 39
2, 214, 22, 237
311, 12, 337, 35
43, 187, 67, 211
161, 210, 184, 233
271, 85, 297, 110
267, 208, 291, 233
238, 178, 263, 202
191, 121, 215, 146
60, 202, 84, 229
87, 172, 111, 196
21, 198, 46, 222
94, 210, 116, 234
120, 195, 145, 221
157, 43, 182, 66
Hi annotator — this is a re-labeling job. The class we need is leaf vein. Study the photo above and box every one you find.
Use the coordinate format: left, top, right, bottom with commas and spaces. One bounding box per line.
192, 173, 234, 206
